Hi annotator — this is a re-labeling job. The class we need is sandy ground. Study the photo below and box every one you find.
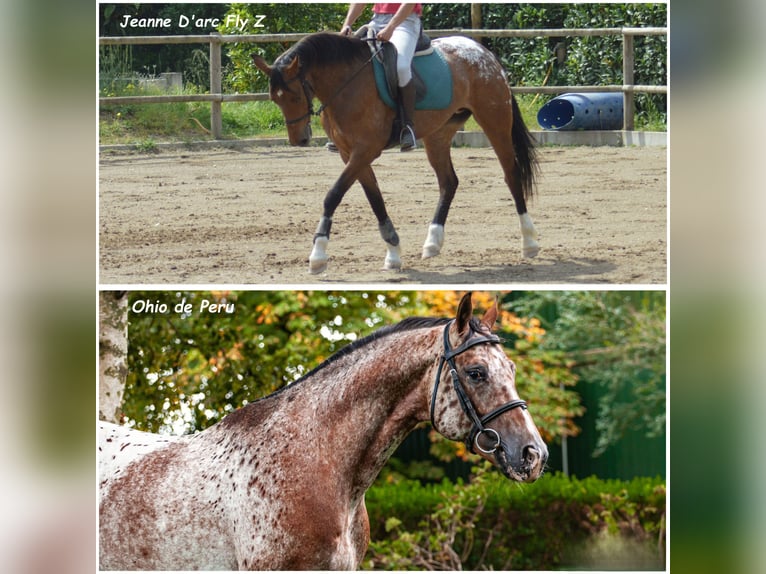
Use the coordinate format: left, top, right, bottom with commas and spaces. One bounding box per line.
99, 144, 666, 285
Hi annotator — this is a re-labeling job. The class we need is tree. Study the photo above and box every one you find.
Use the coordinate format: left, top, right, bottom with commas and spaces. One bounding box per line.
99, 291, 128, 422
221, 3, 351, 93
99, 3, 230, 89
512, 291, 666, 456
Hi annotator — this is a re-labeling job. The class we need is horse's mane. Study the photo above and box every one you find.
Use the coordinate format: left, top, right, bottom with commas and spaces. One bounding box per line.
271, 32, 369, 89
286, 316, 446, 388
285, 315, 491, 389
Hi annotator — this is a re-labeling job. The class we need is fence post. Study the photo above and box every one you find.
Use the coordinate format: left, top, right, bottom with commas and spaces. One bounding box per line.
622, 31, 635, 131
209, 33, 223, 139
471, 4, 483, 45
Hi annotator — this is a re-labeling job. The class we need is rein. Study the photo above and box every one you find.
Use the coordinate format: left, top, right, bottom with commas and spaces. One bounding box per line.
430, 321, 528, 455
282, 40, 383, 126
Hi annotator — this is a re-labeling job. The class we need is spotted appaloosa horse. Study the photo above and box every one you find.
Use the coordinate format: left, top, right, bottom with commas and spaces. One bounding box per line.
98, 293, 547, 570
253, 33, 540, 274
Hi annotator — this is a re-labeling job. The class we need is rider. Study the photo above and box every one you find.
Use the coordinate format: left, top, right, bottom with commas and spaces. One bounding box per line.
341, 3, 422, 151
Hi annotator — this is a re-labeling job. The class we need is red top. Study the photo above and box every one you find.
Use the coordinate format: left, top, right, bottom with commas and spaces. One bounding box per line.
373, 3, 423, 16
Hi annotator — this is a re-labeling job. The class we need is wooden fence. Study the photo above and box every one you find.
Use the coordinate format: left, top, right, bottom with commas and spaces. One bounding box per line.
99, 27, 667, 138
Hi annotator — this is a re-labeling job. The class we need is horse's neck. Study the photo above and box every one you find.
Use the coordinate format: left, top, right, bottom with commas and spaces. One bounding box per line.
288, 327, 438, 493
309, 59, 367, 104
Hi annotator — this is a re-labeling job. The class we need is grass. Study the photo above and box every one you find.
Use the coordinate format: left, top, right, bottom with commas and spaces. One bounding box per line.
99, 89, 666, 146
99, 99, 295, 145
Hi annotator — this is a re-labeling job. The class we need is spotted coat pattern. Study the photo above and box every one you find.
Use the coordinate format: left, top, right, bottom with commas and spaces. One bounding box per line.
98, 295, 547, 570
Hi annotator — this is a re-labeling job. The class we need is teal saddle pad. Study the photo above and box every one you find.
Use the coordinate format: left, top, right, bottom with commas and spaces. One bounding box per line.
372, 48, 453, 111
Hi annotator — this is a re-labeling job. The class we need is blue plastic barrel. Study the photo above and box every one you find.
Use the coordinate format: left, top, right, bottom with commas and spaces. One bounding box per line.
537, 93, 623, 130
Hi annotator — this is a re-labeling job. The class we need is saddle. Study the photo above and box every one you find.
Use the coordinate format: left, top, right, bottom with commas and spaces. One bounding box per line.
356, 26, 453, 112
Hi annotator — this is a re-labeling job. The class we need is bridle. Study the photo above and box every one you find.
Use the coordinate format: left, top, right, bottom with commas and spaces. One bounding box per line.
282, 76, 317, 126
430, 321, 528, 455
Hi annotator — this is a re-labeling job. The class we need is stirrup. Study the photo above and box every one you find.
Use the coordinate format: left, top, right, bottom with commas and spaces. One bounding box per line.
400, 125, 416, 152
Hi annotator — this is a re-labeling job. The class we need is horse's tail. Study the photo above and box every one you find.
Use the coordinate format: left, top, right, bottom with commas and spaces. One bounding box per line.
511, 94, 539, 200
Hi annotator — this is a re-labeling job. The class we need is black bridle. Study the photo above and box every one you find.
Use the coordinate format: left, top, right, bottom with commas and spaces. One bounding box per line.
430, 321, 528, 455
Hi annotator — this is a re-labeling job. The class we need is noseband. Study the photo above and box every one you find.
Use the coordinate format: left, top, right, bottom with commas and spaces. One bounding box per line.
430, 321, 528, 455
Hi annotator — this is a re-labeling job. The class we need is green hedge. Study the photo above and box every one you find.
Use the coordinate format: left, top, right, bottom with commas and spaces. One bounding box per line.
222, 3, 666, 128
363, 464, 666, 570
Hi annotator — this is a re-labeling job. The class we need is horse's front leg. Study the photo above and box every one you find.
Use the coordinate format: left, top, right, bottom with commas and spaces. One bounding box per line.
309, 178, 351, 274
309, 153, 377, 274
357, 166, 402, 270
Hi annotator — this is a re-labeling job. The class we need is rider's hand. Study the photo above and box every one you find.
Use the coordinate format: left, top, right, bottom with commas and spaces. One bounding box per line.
377, 25, 393, 42
340, 25, 352, 36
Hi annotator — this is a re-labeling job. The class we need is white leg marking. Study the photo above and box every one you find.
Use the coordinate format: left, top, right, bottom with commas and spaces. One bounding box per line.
519, 213, 540, 258
422, 224, 445, 259
309, 236, 329, 274
383, 243, 402, 270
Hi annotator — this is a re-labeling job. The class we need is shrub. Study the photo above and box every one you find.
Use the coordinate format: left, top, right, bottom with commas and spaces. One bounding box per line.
364, 463, 665, 570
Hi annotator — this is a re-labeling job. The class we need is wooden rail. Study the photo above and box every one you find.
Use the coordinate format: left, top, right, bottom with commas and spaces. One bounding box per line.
99, 27, 667, 138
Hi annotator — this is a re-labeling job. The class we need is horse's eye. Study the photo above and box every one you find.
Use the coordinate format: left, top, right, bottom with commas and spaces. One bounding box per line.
465, 366, 487, 382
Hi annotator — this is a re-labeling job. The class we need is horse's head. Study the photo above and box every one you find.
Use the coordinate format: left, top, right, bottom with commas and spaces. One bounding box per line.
252, 52, 313, 146
429, 293, 548, 482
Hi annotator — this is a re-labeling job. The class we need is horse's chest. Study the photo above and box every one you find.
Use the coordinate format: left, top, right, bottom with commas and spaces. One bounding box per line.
237, 482, 368, 569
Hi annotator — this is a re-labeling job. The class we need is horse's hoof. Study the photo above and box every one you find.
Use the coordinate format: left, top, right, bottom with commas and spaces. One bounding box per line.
523, 245, 540, 258
422, 224, 444, 259
308, 259, 328, 274
422, 244, 441, 259
383, 243, 402, 270
383, 259, 402, 271
309, 237, 329, 274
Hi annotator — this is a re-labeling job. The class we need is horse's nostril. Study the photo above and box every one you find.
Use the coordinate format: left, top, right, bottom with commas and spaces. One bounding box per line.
523, 445, 541, 465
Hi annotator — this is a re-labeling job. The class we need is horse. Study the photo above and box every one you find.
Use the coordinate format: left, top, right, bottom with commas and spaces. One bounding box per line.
252, 32, 540, 274
99, 293, 547, 570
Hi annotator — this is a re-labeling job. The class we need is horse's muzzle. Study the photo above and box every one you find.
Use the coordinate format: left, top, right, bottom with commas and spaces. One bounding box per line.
496, 442, 548, 483
290, 123, 312, 147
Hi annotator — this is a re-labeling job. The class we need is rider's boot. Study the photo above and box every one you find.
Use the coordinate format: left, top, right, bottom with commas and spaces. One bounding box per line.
398, 81, 416, 151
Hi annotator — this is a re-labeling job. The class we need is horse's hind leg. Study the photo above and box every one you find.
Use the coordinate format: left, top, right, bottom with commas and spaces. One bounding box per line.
421, 124, 462, 258
472, 97, 540, 258
357, 166, 402, 270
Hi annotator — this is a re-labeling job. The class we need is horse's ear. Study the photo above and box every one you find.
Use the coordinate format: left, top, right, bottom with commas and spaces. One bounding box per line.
281, 56, 302, 81
455, 292, 474, 335
252, 54, 272, 75
480, 299, 499, 332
